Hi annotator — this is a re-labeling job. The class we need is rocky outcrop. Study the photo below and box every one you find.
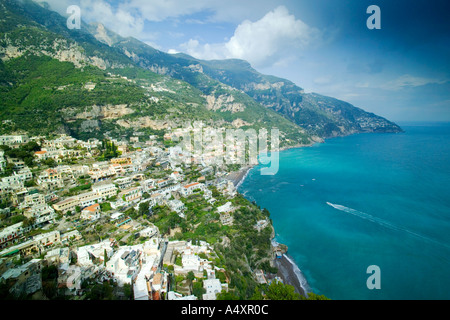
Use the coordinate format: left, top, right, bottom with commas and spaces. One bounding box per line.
116, 117, 172, 130
204, 94, 246, 113
63, 104, 135, 121
232, 119, 252, 128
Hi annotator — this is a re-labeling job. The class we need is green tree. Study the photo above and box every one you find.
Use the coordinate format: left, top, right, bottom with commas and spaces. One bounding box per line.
123, 283, 133, 300
187, 271, 195, 282
216, 291, 240, 300
22, 216, 36, 228
138, 201, 149, 216
42, 265, 59, 299
301, 292, 331, 300
104, 249, 108, 267
100, 202, 112, 212
86, 281, 115, 300
265, 280, 300, 300
192, 281, 206, 300
43, 158, 57, 168
250, 288, 264, 300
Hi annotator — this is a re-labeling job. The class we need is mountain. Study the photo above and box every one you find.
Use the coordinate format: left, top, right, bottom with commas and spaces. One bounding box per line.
0, 0, 401, 146
97, 32, 403, 138
191, 59, 404, 137
0, 0, 310, 146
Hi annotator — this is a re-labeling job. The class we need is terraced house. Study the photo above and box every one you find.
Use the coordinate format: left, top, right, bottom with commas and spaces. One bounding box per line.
92, 182, 118, 199
37, 168, 64, 190
120, 187, 143, 203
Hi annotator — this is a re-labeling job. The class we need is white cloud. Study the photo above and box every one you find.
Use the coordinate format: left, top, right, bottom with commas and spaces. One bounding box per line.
381, 74, 448, 91
38, 1, 319, 67
180, 39, 226, 61
39, 0, 145, 37
117, 0, 210, 22
117, 0, 277, 24
38, 1, 322, 69
355, 82, 370, 88
313, 75, 333, 85
80, 0, 145, 37
181, 6, 321, 68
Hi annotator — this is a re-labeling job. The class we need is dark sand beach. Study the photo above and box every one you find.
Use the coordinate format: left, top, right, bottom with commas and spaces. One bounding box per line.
226, 166, 253, 187
274, 254, 308, 297
232, 165, 311, 298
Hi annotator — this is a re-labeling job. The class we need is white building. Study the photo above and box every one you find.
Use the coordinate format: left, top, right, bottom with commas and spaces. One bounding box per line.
180, 182, 205, 197
24, 204, 57, 226
181, 248, 201, 273
77, 191, 104, 208
76, 247, 92, 266
24, 193, 46, 208
0, 151, 5, 173
202, 279, 222, 300
255, 219, 270, 232
106, 247, 142, 286
217, 202, 234, 214
141, 179, 155, 193
0, 167, 32, 192
139, 226, 158, 239
66, 266, 83, 291
80, 203, 101, 221
45, 247, 70, 264
168, 199, 185, 215
92, 182, 117, 199
0, 135, 29, 146
115, 177, 133, 190
167, 291, 197, 300
0, 222, 33, 250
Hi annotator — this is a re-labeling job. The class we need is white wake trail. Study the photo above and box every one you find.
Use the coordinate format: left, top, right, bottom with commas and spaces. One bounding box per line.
326, 202, 450, 250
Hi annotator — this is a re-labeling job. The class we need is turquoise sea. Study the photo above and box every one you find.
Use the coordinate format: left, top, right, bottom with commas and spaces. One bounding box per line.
239, 122, 450, 300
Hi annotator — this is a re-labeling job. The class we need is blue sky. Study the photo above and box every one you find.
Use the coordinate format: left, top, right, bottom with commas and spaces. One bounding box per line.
43, 0, 450, 122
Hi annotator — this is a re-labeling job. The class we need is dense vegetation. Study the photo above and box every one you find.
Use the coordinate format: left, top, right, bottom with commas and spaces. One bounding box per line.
146, 186, 280, 299
0, 0, 312, 147
0, 141, 41, 171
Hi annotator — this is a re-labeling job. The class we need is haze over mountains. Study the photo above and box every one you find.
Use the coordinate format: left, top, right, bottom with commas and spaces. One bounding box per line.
0, 0, 402, 144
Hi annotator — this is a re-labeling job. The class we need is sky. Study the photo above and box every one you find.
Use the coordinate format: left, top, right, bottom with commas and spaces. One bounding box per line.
41, 0, 450, 122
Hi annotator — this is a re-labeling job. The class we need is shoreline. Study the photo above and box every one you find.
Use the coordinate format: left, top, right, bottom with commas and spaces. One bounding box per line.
226, 142, 316, 298
226, 139, 322, 187
234, 131, 404, 299
278, 139, 321, 153
226, 142, 319, 187
226, 165, 254, 188
273, 253, 310, 297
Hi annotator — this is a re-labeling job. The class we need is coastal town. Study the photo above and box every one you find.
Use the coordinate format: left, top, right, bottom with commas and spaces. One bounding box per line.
0, 132, 291, 300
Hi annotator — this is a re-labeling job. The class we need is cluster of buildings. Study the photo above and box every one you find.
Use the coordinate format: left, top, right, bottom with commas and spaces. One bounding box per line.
0, 132, 243, 300
0, 228, 228, 300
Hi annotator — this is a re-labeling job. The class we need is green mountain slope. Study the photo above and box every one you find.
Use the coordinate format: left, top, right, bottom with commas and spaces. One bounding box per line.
194, 58, 404, 137
0, 0, 311, 146
105, 32, 402, 138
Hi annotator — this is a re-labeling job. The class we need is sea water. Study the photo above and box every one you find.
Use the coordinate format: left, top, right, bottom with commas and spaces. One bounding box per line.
239, 122, 450, 300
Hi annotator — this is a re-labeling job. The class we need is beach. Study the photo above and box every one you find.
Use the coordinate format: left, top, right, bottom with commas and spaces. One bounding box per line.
226, 165, 253, 187
229, 164, 312, 298
273, 254, 310, 297
229, 165, 312, 297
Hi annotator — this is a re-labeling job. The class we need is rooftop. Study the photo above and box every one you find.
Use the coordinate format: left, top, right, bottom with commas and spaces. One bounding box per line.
184, 182, 199, 189
82, 203, 100, 212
